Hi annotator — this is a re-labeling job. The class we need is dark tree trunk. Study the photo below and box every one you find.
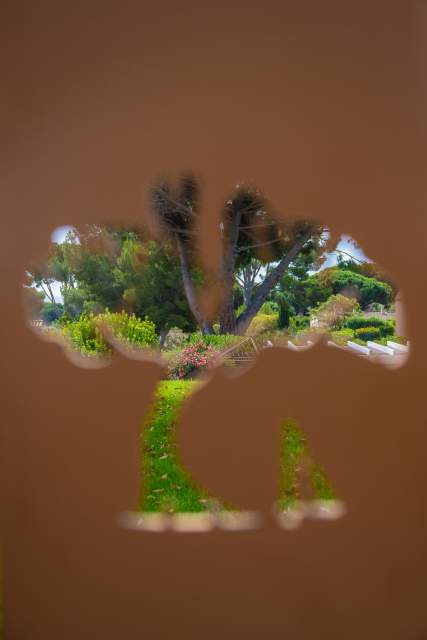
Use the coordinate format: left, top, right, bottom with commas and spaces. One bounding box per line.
236, 232, 311, 335
218, 206, 243, 334
159, 327, 169, 349
175, 236, 213, 335
219, 296, 237, 334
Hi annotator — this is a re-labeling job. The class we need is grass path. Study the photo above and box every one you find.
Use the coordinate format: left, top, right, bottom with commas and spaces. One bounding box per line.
139, 380, 335, 512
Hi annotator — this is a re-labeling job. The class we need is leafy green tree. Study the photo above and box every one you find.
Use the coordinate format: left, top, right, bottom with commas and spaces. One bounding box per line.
150, 176, 327, 335
114, 236, 197, 345
336, 255, 397, 295
276, 292, 292, 329
274, 273, 332, 317
317, 268, 393, 308
40, 302, 64, 324
60, 227, 123, 312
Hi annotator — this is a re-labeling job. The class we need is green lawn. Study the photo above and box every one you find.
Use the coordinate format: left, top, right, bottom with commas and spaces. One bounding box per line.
139, 380, 335, 513
0, 381, 335, 637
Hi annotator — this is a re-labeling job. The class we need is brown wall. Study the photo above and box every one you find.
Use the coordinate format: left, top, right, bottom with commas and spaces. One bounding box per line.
1, 2, 426, 638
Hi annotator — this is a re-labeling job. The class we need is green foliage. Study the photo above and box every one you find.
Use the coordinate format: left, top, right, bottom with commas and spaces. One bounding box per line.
336, 255, 397, 294
259, 301, 278, 315
279, 420, 336, 510
116, 237, 197, 334
40, 302, 64, 324
63, 230, 123, 311
288, 315, 310, 334
62, 314, 110, 356
329, 328, 355, 345
235, 304, 246, 318
318, 268, 393, 308
276, 293, 292, 329
247, 312, 278, 335
275, 272, 332, 317
37, 227, 196, 334
61, 311, 158, 356
62, 287, 99, 319
354, 327, 381, 341
101, 310, 158, 347
345, 315, 391, 330
188, 333, 240, 350
344, 316, 394, 341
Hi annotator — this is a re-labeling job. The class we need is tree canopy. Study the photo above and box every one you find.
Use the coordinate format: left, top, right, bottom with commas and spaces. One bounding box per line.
26, 178, 397, 340
150, 177, 327, 334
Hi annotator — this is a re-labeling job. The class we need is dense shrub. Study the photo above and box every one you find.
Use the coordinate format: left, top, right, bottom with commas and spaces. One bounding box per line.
188, 333, 240, 350
288, 315, 310, 335
102, 311, 158, 347
61, 314, 110, 356
259, 301, 279, 315
168, 341, 217, 379
345, 315, 386, 329
329, 328, 355, 346
247, 312, 278, 335
61, 311, 158, 356
40, 302, 64, 325
379, 323, 394, 338
354, 327, 381, 342
344, 315, 394, 337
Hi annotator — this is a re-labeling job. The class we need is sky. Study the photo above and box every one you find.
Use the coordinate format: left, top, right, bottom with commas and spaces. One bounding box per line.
318, 234, 368, 270
45, 226, 369, 303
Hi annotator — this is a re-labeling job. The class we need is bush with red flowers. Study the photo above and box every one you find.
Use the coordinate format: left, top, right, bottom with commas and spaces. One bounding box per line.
168, 340, 218, 379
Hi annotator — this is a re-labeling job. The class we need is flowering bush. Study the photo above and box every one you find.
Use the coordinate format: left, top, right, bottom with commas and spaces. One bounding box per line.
60, 311, 158, 356
61, 314, 110, 356
168, 341, 218, 379
101, 310, 158, 348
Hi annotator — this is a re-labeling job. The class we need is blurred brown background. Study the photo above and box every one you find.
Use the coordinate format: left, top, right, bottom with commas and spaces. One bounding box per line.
1, 2, 426, 638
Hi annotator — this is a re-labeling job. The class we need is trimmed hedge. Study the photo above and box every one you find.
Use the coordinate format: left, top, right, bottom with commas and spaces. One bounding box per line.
354, 327, 381, 341
344, 315, 394, 338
